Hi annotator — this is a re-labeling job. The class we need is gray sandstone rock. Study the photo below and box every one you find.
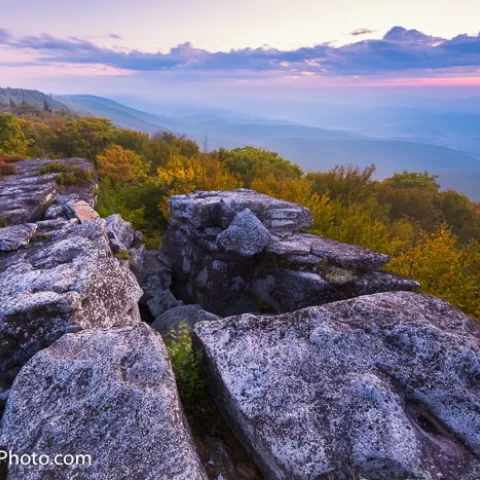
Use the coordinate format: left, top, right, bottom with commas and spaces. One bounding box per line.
162, 189, 419, 315
267, 233, 390, 270
147, 290, 183, 318
43, 203, 67, 220
216, 208, 270, 256
0, 219, 143, 396
195, 292, 480, 480
131, 249, 183, 319
0, 324, 208, 480
169, 189, 313, 233
34, 218, 79, 239
0, 224, 37, 251
106, 214, 135, 250
0, 158, 96, 226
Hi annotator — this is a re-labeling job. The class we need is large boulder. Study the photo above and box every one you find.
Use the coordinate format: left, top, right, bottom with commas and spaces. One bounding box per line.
195, 292, 480, 480
0, 324, 208, 480
0, 219, 143, 398
162, 189, 419, 315
169, 188, 313, 234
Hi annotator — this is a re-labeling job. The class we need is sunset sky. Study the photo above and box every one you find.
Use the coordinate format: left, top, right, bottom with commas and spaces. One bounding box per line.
1, 0, 480, 102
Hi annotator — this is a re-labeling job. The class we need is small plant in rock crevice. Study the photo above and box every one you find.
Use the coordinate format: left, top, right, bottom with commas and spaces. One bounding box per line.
114, 250, 131, 260
165, 321, 207, 408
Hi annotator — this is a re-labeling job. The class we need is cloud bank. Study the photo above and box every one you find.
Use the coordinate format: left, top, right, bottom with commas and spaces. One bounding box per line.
1, 26, 480, 78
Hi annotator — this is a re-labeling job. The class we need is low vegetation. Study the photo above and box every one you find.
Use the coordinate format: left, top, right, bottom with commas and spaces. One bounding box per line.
1, 108, 479, 317
54, 166, 94, 186
165, 321, 207, 409
113, 250, 131, 260
37, 162, 70, 174
0, 154, 22, 176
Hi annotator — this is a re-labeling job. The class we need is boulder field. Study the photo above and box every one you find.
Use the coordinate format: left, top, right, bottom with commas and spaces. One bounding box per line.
0, 158, 479, 480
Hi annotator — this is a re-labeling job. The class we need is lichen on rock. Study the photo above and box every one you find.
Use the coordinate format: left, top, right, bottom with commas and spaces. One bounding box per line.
195, 291, 480, 480
0, 324, 208, 480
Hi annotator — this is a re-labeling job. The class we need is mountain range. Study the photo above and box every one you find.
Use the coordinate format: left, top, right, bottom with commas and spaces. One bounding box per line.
59, 94, 480, 201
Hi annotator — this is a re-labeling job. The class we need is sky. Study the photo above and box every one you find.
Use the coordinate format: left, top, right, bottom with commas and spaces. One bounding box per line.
1, 0, 480, 104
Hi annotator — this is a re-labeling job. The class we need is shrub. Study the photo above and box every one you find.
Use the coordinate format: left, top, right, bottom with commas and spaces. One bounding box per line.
37, 162, 70, 175
55, 166, 94, 186
0, 161, 16, 176
165, 321, 206, 407
114, 250, 131, 260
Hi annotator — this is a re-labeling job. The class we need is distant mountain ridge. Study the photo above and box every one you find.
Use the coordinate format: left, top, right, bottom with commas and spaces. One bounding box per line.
58, 93, 480, 200
0, 87, 67, 110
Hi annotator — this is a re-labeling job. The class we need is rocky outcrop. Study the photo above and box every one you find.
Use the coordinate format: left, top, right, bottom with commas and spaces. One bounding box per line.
0, 159, 143, 403
161, 189, 419, 315
0, 219, 143, 398
195, 291, 480, 480
106, 213, 136, 253
0, 324, 208, 480
0, 158, 209, 478
0, 157, 96, 226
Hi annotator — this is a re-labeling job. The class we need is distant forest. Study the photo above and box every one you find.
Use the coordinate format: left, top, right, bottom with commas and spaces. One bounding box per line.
0, 87, 68, 112
1, 97, 479, 318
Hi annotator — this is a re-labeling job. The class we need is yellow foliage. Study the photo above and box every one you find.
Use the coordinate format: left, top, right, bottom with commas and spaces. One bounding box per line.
157, 154, 241, 218
388, 226, 480, 316
97, 144, 150, 183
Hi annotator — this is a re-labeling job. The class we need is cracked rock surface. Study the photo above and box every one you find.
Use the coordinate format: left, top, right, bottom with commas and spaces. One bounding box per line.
0, 324, 208, 480
195, 291, 480, 480
0, 157, 96, 226
0, 219, 143, 396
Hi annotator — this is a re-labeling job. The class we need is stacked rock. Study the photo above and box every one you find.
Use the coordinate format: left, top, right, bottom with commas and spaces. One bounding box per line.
161, 189, 419, 315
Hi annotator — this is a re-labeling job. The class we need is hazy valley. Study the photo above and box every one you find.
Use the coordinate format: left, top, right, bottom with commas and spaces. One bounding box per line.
58, 93, 480, 200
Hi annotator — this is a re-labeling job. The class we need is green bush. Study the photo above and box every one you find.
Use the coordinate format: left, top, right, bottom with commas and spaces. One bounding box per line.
114, 250, 131, 260
37, 162, 70, 175
165, 321, 206, 407
55, 166, 94, 186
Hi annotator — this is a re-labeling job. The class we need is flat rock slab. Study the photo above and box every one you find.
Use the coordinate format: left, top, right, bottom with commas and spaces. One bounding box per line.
0, 158, 96, 226
0, 324, 208, 480
0, 219, 142, 395
169, 189, 313, 232
267, 233, 390, 270
66, 200, 100, 223
195, 292, 480, 480
0, 224, 37, 251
